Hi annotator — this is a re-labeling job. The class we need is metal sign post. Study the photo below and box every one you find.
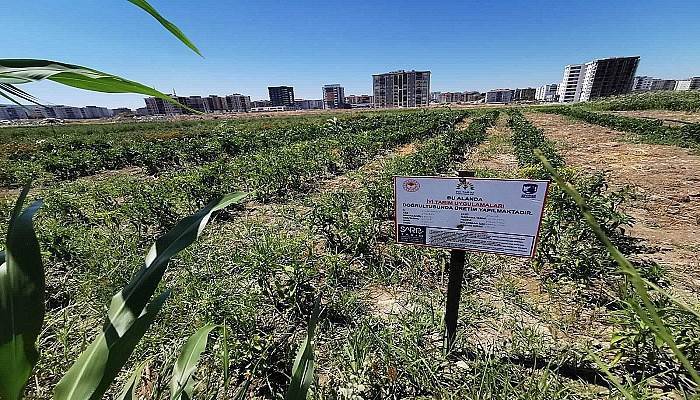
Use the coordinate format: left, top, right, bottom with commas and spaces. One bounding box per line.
444, 170, 473, 352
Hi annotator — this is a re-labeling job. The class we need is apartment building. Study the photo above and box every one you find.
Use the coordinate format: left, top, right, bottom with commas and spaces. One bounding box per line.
558, 64, 586, 103
485, 89, 514, 104
559, 56, 639, 102
373, 70, 431, 108
268, 86, 295, 107
535, 84, 559, 102
226, 94, 252, 112
650, 79, 677, 91
345, 94, 373, 108
294, 99, 324, 110
691, 77, 700, 90
632, 76, 654, 91
322, 84, 346, 109
514, 88, 536, 102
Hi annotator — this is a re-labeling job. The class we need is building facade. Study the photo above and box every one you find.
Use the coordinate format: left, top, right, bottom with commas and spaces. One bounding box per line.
373, 70, 431, 108
485, 89, 514, 104
650, 79, 677, 91
226, 94, 252, 112
691, 77, 700, 90
268, 86, 295, 107
322, 84, 346, 109
345, 94, 373, 108
558, 64, 586, 103
632, 76, 654, 91
294, 99, 324, 110
578, 57, 639, 101
559, 56, 639, 102
535, 84, 559, 102
513, 88, 536, 102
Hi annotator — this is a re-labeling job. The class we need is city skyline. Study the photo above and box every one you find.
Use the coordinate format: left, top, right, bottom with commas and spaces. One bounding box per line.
3, 0, 700, 108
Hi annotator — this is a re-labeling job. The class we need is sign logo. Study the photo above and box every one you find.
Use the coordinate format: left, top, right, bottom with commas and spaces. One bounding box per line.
456, 178, 475, 191
403, 179, 420, 192
521, 183, 538, 199
522, 184, 538, 194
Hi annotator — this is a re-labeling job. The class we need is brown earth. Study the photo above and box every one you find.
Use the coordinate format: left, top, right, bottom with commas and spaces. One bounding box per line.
611, 110, 700, 126
526, 112, 700, 291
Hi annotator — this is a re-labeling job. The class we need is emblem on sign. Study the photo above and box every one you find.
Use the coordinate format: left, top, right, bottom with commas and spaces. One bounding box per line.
403, 179, 420, 192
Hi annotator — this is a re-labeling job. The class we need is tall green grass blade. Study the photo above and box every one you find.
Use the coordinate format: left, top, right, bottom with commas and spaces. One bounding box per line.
535, 148, 700, 385
0, 59, 198, 113
588, 351, 634, 400
170, 324, 217, 400
127, 0, 202, 57
54, 192, 246, 400
116, 360, 148, 400
285, 295, 321, 400
222, 320, 230, 393
0, 184, 44, 400
54, 291, 170, 400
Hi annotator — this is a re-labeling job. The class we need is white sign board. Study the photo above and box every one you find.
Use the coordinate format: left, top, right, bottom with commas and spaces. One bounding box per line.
394, 176, 549, 257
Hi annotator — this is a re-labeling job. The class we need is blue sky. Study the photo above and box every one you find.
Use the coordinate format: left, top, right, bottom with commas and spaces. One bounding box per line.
4, 0, 700, 108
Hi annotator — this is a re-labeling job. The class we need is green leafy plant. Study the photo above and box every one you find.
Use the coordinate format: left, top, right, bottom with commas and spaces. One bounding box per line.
0, 185, 246, 400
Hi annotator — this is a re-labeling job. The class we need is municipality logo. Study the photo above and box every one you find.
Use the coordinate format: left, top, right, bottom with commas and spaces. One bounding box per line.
521, 183, 538, 198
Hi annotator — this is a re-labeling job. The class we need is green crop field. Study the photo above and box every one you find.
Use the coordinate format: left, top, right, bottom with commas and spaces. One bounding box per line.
2, 94, 700, 399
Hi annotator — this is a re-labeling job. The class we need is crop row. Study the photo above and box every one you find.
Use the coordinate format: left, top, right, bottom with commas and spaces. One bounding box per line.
0, 110, 472, 397
538, 106, 700, 148
0, 112, 432, 186
508, 110, 700, 389
0, 109, 468, 297
312, 111, 499, 272
583, 90, 700, 112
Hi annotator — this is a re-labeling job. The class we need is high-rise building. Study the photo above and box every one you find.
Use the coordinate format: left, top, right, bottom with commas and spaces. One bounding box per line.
205, 95, 227, 112
650, 79, 677, 91
632, 76, 654, 91
535, 84, 559, 102
559, 57, 639, 102
690, 77, 700, 90
0, 105, 29, 120
485, 89, 514, 104
579, 57, 639, 101
513, 88, 537, 102
145, 96, 181, 115
225, 94, 252, 112
268, 86, 295, 107
675, 80, 691, 91
372, 70, 431, 108
322, 84, 346, 109
558, 64, 586, 103
82, 106, 113, 119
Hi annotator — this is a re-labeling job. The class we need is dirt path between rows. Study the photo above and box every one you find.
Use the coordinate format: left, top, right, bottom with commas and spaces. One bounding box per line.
611, 110, 700, 126
526, 112, 700, 290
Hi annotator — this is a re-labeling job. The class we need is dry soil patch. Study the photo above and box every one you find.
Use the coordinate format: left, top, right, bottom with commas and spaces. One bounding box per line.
526, 112, 700, 289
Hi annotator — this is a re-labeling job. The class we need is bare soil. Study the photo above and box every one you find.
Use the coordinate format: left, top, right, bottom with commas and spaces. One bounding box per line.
610, 110, 700, 126
526, 112, 700, 291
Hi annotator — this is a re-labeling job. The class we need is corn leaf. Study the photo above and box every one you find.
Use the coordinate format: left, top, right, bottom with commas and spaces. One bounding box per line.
54, 192, 246, 400
127, 0, 202, 57
55, 291, 170, 400
115, 359, 148, 400
285, 295, 321, 400
0, 59, 197, 113
0, 184, 44, 400
170, 324, 217, 400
